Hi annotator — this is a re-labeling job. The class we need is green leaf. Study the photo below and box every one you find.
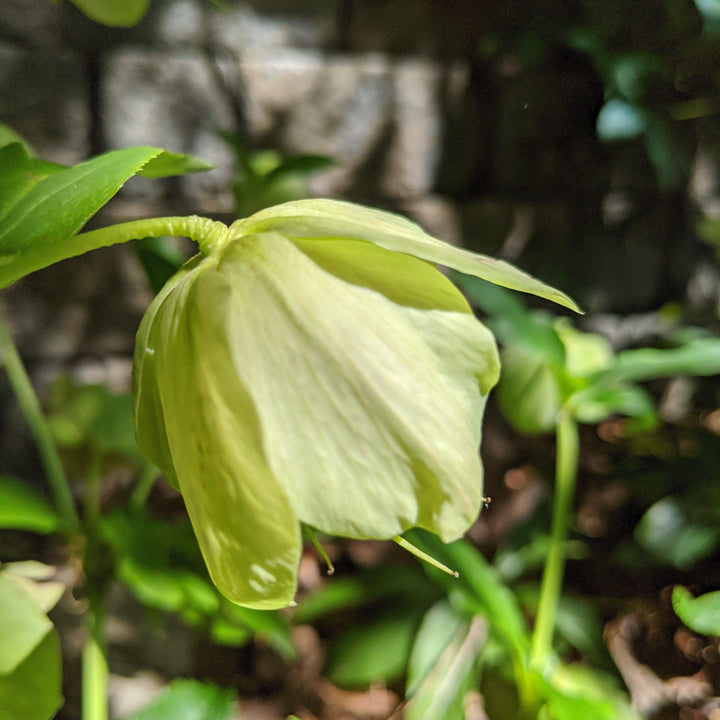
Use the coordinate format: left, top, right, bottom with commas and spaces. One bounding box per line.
542, 665, 640, 720
1, 563, 64, 615
47, 378, 140, 460
0, 143, 64, 221
697, 216, 720, 246
232, 199, 581, 312
635, 497, 720, 569
672, 586, 720, 635
0, 631, 62, 720
0, 574, 63, 720
0, 575, 52, 674
104, 507, 295, 655
265, 154, 334, 182
125, 679, 236, 720
0, 476, 59, 534
456, 281, 568, 435
554, 320, 614, 380
0, 147, 210, 289
605, 338, 720, 383
138, 152, 214, 179
405, 531, 530, 661
133, 236, 186, 294
0, 124, 34, 153
293, 566, 436, 625
405, 603, 486, 720
68, 0, 151, 27
567, 383, 657, 427
325, 609, 424, 687
497, 342, 564, 435
215, 601, 295, 659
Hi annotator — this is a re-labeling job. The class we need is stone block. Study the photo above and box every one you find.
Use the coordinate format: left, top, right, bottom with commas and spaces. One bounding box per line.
102, 47, 237, 211
235, 50, 443, 199
0, 44, 90, 163
128, 0, 339, 50
0, 0, 63, 47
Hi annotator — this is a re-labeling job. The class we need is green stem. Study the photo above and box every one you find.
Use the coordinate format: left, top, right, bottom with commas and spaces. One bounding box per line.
129, 461, 158, 509
74, 215, 229, 256
530, 409, 579, 670
0, 312, 80, 533
82, 622, 108, 720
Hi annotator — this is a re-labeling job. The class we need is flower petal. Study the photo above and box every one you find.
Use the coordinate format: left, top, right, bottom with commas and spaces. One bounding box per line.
147, 264, 302, 609
231, 199, 581, 313
133, 259, 204, 488
219, 232, 500, 542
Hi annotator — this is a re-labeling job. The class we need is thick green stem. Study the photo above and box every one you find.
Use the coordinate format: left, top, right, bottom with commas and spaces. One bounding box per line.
74, 215, 229, 256
530, 409, 579, 670
82, 623, 108, 720
0, 312, 80, 533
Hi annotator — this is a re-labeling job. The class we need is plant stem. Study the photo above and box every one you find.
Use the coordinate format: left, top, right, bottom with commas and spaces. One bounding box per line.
74, 215, 229, 256
82, 622, 108, 720
0, 311, 80, 533
530, 409, 579, 670
129, 461, 158, 509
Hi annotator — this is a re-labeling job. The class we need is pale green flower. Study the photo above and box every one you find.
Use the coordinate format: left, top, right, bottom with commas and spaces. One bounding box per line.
133, 200, 577, 609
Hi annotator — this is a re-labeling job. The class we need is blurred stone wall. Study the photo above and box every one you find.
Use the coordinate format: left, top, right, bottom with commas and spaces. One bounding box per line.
1, 0, 718, 374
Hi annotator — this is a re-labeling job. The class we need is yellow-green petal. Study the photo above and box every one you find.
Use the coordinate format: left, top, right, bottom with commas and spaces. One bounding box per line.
132, 257, 204, 489
217, 232, 500, 542
230, 199, 581, 313
147, 265, 302, 609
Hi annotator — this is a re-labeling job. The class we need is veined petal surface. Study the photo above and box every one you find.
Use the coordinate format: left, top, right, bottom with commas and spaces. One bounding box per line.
231, 199, 580, 313
218, 232, 500, 542
145, 264, 302, 608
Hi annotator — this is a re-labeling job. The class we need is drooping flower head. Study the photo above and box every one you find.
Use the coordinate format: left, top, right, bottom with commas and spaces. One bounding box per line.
133, 200, 578, 609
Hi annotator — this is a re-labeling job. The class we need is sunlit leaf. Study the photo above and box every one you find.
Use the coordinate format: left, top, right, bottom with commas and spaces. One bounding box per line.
0, 143, 64, 221
68, 0, 150, 27
405, 531, 530, 661
405, 602, 486, 720
605, 338, 720, 383
672, 586, 720, 635
540, 663, 639, 720
0, 476, 59, 534
0, 631, 62, 720
125, 679, 236, 720
0, 575, 62, 720
0, 123, 33, 153
0, 147, 211, 289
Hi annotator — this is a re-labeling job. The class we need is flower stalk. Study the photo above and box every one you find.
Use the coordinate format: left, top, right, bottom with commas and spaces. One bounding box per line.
530, 408, 580, 669
0, 311, 80, 533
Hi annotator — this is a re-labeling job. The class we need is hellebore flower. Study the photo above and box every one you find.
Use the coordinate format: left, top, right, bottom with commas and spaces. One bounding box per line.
133, 199, 577, 609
